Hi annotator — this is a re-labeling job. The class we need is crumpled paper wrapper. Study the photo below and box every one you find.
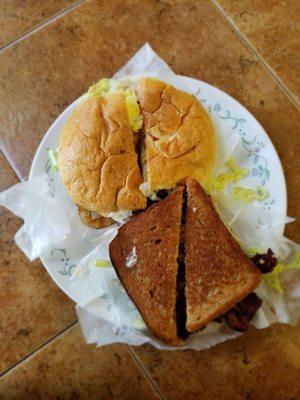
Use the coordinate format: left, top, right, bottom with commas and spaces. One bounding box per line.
1, 43, 300, 350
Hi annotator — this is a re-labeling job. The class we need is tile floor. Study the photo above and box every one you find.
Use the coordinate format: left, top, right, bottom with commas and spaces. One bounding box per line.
0, 1, 299, 398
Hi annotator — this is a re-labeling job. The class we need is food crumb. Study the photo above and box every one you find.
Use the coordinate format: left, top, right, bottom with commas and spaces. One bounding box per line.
125, 246, 138, 268
192, 207, 197, 213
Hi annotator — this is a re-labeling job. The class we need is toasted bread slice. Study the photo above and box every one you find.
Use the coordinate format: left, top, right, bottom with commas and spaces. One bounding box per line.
185, 178, 261, 332
109, 188, 184, 345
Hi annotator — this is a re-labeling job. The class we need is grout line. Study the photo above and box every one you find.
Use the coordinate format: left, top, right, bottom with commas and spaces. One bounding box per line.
0, 0, 84, 54
0, 320, 78, 378
0, 148, 24, 182
126, 345, 166, 400
210, 0, 300, 110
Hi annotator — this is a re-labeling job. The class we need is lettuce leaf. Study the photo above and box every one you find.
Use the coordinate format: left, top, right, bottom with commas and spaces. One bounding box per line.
139, 182, 155, 198
134, 318, 146, 330
263, 252, 300, 293
232, 186, 268, 204
124, 89, 143, 132
87, 80, 143, 132
245, 247, 263, 257
87, 78, 111, 97
207, 157, 249, 191
94, 260, 111, 268
48, 148, 59, 171
207, 157, 269, 205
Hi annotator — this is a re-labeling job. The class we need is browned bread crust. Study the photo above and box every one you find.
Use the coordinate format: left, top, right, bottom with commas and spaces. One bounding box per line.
136, 78, 217, 190
58, 92, 146, 215
184, 178, 261, 332
109, 188, 184, 345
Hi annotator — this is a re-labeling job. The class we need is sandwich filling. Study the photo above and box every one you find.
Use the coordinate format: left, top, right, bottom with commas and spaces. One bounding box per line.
86, 78, 143, 133
175, 188, 188, 339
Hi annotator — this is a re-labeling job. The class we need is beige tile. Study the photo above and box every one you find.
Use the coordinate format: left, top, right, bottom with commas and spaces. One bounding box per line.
214, 0, 300, 103
132, 322, 300, 400
0, 153, 76, 373
0, 324, 160, 400
0, 0, 79, 48
0, 1, 299, 394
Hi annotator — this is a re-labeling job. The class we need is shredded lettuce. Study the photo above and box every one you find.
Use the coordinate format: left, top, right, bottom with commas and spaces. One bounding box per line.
48, 148, 59, 171
149, 192, 159, 201
246, 247, 263, 257
139, 182, 159, 200
207, 157, 249, 191
134, 318, 146, 330
232, 186, 268, 204
86, 80, 142, 132
94, 260, 111, 268
263, 252, 300, 293
139, 182, 154, 198
207, 157, 269, 205
87, 78, 111, 97
263, 263, 286, 293
225, 157, 247, 174
124, 89, 143, 132
106, 209, 132, 223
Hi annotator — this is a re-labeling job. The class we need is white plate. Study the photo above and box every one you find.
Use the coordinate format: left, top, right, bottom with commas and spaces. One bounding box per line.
29, 76, 287, 302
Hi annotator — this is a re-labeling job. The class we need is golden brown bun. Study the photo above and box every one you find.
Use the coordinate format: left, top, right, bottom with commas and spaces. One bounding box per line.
136, 78, 217, 190
184, 178, 261, 332
58, 92, 146, 215
109, 188, 184, 345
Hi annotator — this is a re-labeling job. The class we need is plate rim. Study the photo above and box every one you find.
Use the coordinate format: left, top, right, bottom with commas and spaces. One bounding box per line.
178, 75, 287, 216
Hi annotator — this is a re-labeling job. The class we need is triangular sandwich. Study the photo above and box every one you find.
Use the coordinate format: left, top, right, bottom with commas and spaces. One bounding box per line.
184, 178, 260, 332
109, 188, 184, 344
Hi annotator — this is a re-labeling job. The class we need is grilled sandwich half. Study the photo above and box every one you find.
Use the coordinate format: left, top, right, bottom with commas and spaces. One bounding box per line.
109, 188, 184, 345
184, 178, 260, 332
